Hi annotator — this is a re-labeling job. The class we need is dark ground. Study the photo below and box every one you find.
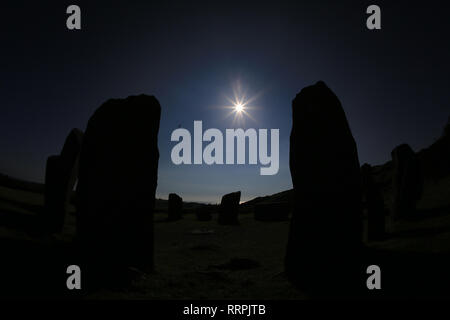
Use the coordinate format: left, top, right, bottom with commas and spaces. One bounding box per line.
1, 173, 450, 299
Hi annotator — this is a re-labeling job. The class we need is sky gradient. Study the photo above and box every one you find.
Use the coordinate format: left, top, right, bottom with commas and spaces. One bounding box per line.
2, 1, 449, 202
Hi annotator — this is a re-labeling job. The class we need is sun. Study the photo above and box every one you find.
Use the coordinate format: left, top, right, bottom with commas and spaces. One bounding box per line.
221, 80, 260, 125
235, 103, 244, 113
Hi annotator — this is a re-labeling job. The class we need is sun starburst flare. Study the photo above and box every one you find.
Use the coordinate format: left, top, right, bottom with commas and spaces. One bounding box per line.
222, 81, 260, 126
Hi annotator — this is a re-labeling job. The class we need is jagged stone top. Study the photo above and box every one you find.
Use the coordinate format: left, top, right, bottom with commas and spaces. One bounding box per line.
291, 80, 355, 145
85, 94, 161, 138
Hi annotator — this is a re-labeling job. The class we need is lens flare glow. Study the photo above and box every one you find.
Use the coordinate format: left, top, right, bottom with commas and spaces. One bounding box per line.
221, 80, 261, 126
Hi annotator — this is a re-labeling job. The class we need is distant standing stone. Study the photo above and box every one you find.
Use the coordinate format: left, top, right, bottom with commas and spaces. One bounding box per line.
43, 128, 83, 234
391, 144, 423, 219
218, 191, 241, 225
168, 193, 183, 221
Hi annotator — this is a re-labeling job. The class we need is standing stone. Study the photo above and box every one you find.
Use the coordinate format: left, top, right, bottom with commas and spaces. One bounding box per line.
43, 128, 83, 234
361, 163, 385, 241
168, 193, 183, 221
218, 191, 241, 225
391, 144, 423, 219
76, 95, 160, 283
285, 81, 363, 295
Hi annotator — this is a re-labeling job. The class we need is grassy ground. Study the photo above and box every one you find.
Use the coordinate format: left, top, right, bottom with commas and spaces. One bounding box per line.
1, 180, 450, 299
0, 184, 304, 299
89, 212, 304, 299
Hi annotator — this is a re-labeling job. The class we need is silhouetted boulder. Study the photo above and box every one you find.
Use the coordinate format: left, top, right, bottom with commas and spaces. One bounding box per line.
361, 163, 385, 241
168, 193, 183, 221
218, 191, 241, 225
76, 95, 161, 285
254, 202, 290, 221
43, 128, 83, 234
285, 81, 363, 296
391, 144, 423, 219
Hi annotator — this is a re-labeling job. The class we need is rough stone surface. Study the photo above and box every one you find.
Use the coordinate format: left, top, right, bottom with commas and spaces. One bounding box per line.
43, 128, 83, 233
218, 191, 241, 225
76, 95, 161, 284
285, 81, 363, 295
168, 193, 183, 221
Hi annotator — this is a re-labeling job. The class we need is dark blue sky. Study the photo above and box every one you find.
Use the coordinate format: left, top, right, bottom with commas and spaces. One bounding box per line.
2, 1, 449, 202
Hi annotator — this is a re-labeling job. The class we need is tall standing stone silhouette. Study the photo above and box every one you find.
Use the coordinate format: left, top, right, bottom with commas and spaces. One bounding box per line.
391, 144, 423, 219
285, 81, 363, 295
361, 163, 385, 241
218, 191, 241, 225
168, 193, 183, 221
76, 95, 160, 284
43, 128, 83, 234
